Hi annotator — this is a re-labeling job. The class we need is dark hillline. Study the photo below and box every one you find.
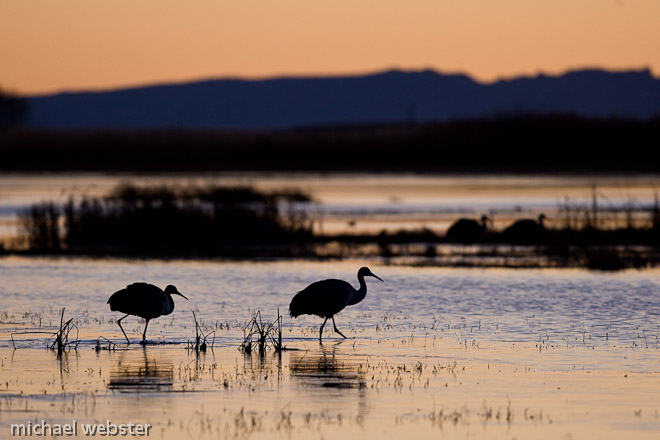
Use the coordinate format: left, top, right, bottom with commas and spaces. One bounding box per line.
23, 68, 660, 130
3, 68, 660, 174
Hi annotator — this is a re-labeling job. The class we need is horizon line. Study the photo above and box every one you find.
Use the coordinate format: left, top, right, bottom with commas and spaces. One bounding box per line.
24, 64, 656, 99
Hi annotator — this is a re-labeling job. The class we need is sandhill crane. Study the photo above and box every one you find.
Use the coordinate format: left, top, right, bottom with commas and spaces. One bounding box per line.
503, 213, 546, 244
289, 267, 383, 342
447, 215, 489, 243
107, 283, 188, 344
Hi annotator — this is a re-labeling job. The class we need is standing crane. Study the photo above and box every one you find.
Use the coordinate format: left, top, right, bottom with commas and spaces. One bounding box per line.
446, 215, 489, 243
107, 283, 188, 344
503, 213, 546, 244
289, 267, 383, 342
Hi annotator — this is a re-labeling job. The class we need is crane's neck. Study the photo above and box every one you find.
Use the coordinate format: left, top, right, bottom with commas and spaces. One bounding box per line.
349, 274, 368, 306
163, 294, 175, 315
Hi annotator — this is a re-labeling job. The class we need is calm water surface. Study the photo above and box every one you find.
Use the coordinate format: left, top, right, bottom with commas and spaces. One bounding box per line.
1, 172, 660, 438
1, 257, 659, 439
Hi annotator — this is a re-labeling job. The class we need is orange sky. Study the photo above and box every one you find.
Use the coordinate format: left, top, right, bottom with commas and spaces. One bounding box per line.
2, 0, 659, 95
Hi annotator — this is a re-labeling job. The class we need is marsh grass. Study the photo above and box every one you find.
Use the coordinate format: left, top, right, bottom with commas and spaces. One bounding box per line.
1, 307, 657, 439
19, 183, 314, 256
94, 336, 117, 352
48, 308, 80, 353
17, 202, 60, 251
187, 310, 215, 353
240, 310, 284, 355
7, 308, 80, 352
13, 179, 660, 269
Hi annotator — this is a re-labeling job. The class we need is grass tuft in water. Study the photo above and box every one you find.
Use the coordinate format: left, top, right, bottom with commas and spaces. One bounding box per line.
48, 308, 80, 353
239, 309, 284, 355
94, 336, 117, 352
187, 309, 215, 353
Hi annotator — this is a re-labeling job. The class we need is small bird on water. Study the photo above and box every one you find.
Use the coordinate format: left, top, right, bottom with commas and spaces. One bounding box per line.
289, 267, 383, 342
107, 283, 188, 344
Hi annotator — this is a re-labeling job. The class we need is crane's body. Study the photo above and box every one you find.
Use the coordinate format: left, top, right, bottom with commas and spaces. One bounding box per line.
289, 267, 383, 342
503, 214, 546, 244
447, 215, 488, 243
107, 283, 188, 344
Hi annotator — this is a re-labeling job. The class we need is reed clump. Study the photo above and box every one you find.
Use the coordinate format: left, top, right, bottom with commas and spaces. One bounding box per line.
94, 336, 117, 352
188, 310, 215, 353
17, 202, 61, 251
239, 309, 284, 355
19, 183, 314, 256
48, 308, 80, 354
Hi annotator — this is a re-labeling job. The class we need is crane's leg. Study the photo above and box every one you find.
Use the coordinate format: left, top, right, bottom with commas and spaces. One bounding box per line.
332, 317, 347, 339
319, 317, 328, 343
141, 319, 150, 344
116, 314, 130, 344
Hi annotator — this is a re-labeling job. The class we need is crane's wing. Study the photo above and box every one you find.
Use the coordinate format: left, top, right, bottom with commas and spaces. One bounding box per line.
107, 283, 166, 318
289, 279, 353, 318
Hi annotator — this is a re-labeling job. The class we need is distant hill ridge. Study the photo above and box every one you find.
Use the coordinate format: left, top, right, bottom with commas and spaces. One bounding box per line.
26, 68, 660, 130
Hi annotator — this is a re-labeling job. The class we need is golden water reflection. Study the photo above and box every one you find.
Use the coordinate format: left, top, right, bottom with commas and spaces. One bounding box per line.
108, 348, 174, 392
290, 343, 366, 390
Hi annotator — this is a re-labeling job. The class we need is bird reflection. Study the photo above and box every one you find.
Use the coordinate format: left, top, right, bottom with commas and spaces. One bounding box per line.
108, 348, 173, 391
290, 343, 365, 390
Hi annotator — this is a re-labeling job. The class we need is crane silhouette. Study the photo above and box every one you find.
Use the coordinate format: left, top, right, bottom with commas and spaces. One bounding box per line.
107, 283, 188, 344
289, 267, 383, 342
446, 215, 489, 243
503, 213, 546, 244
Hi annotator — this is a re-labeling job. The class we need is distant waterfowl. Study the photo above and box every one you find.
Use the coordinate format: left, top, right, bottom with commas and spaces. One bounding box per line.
289, 267, 383, 342
446, 215, 489, 243
107, 283, 188, 344
503, 213, 546, 244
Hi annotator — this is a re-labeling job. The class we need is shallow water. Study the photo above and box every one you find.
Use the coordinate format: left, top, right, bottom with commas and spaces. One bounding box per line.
2, 173, 659, 241
1, 257, 659, 438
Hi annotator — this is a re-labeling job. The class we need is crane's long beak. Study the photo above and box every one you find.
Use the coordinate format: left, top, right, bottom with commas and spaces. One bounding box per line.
175, 292, 189, 300
372, 273, 384, 282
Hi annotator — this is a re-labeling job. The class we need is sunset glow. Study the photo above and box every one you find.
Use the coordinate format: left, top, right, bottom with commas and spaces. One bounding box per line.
2, 0, 659, 95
